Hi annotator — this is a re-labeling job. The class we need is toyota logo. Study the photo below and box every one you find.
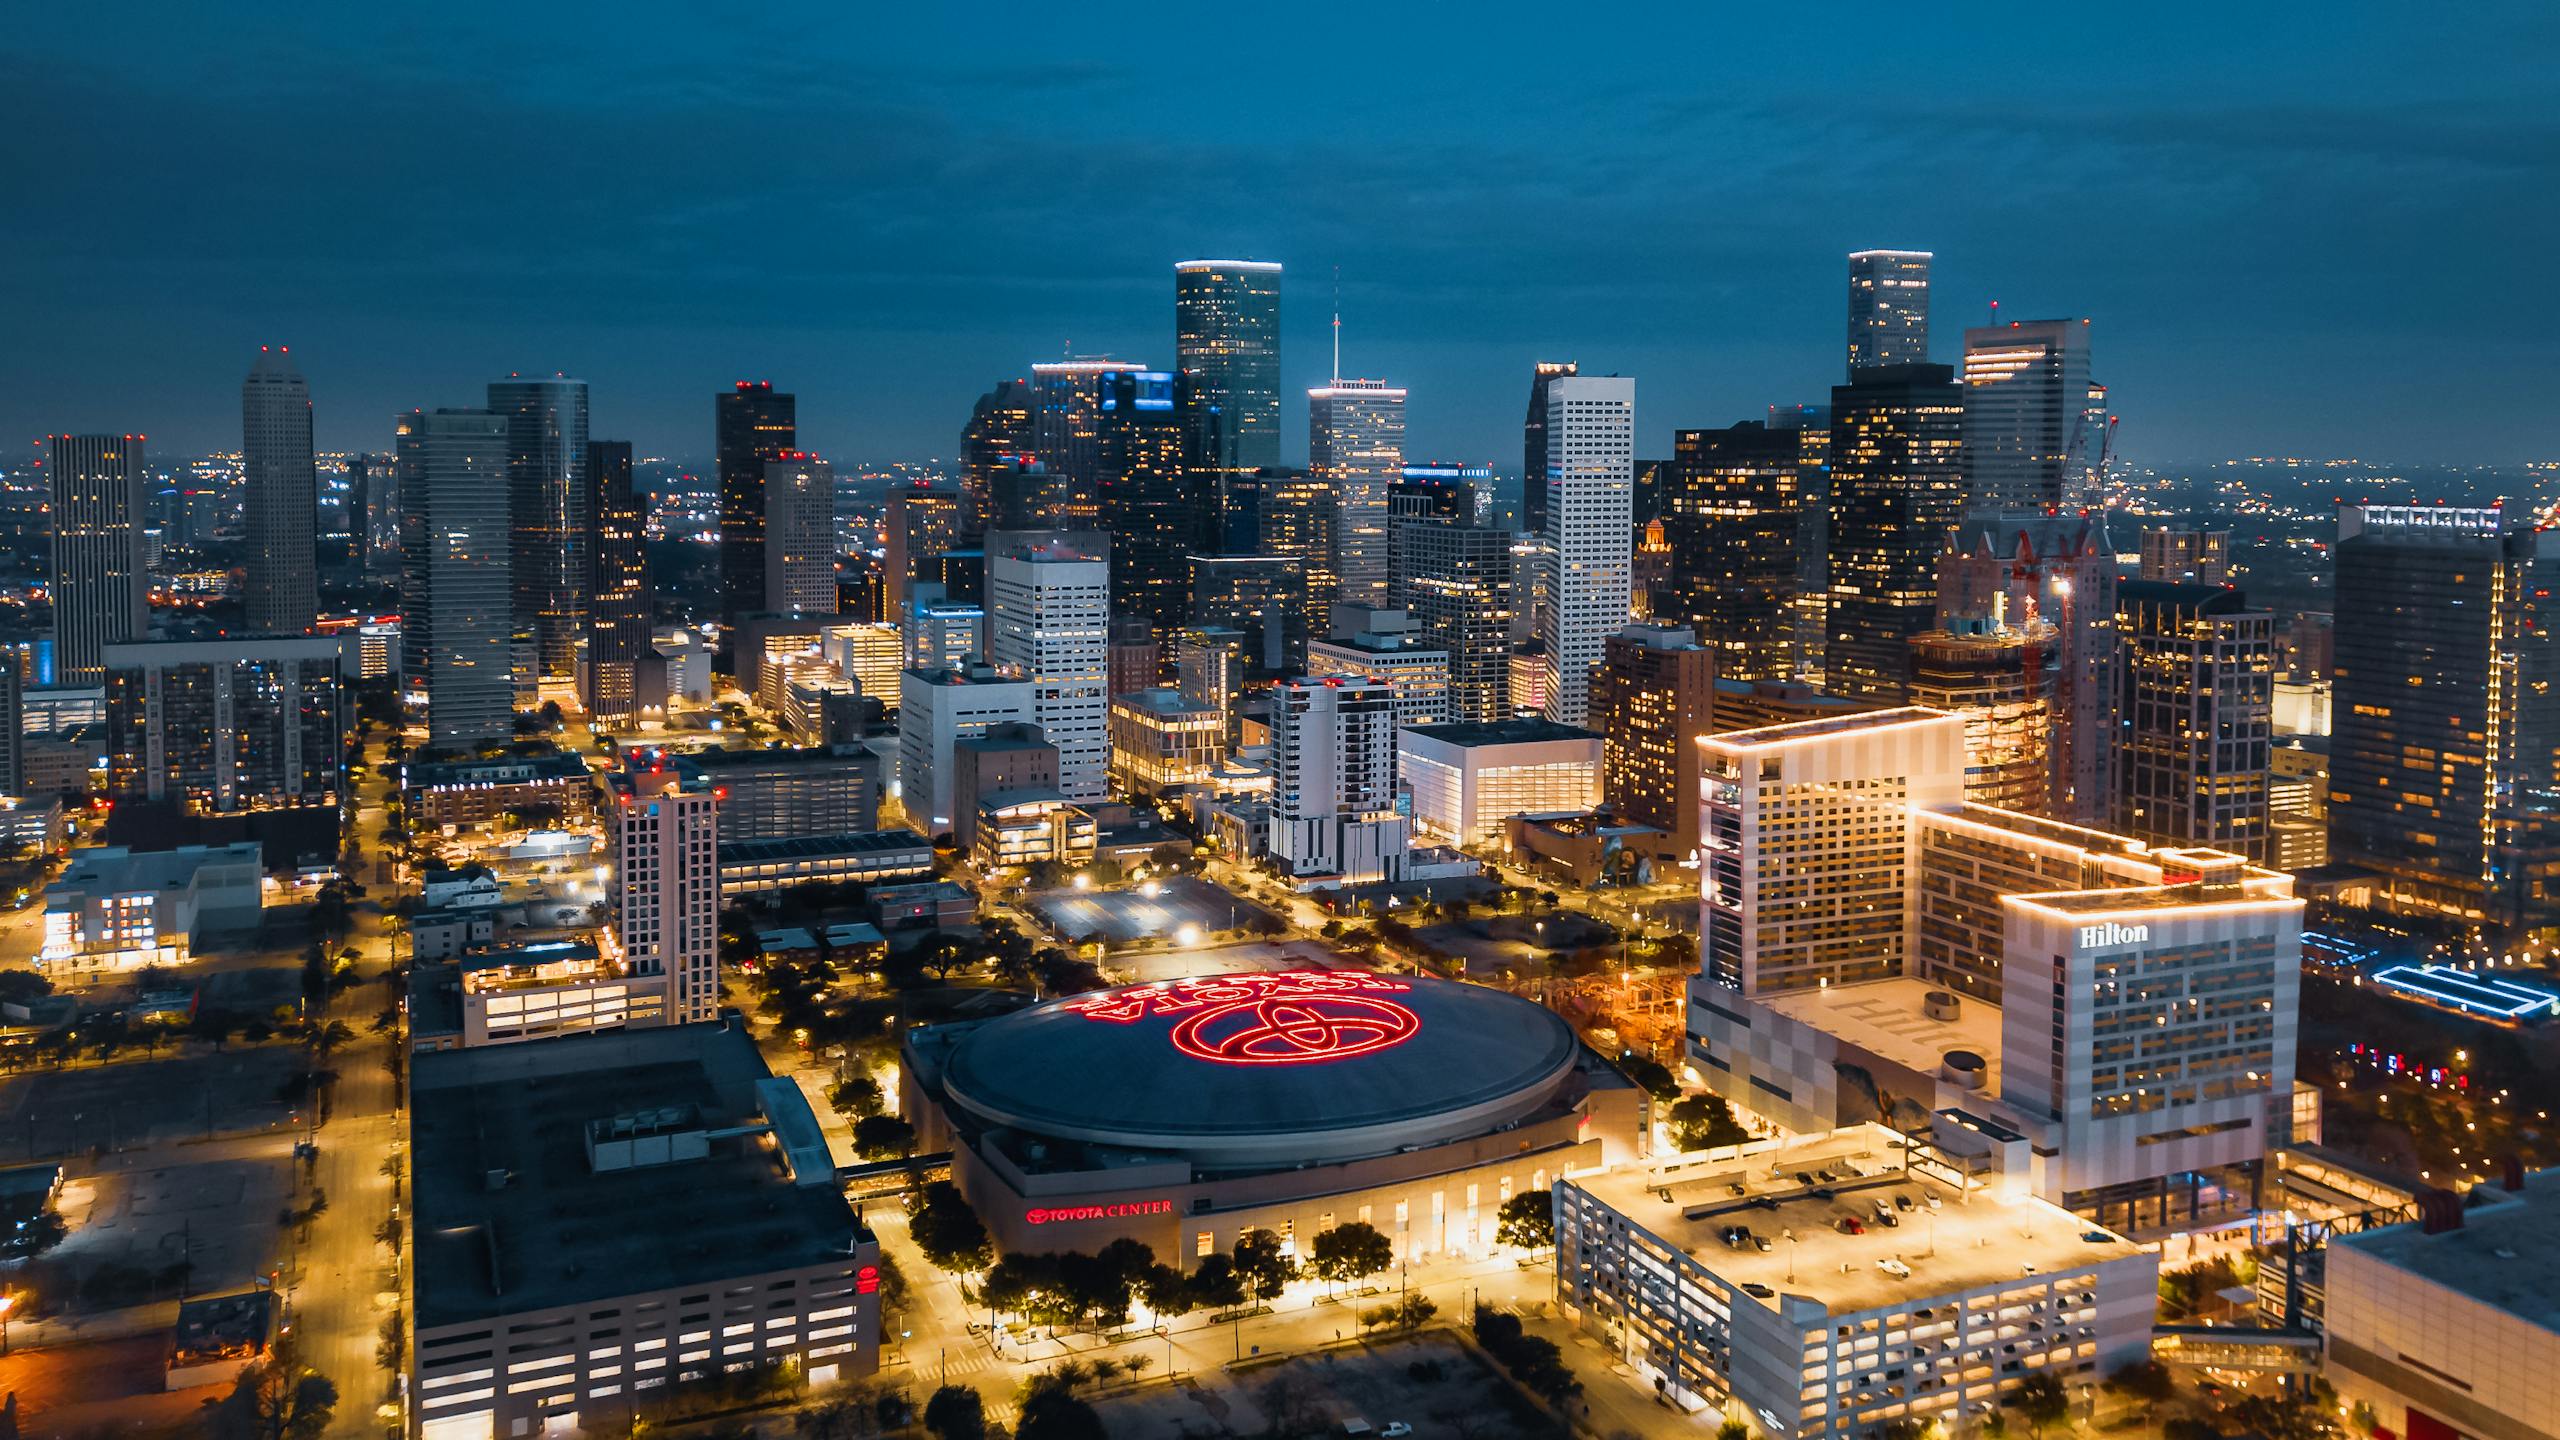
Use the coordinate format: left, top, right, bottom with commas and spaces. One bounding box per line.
1169, 993, 1421, 1066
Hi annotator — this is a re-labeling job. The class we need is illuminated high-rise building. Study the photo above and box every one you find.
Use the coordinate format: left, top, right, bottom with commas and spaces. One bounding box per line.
1173, 259, 1282, 507
1095, 370, 1201, 631
761, 453, 836, 618
1906, 623, 2055, 814
1846, 249, 1931, 374
1308, 380, 1406, 608
1028, 359, 1144, 526
2114, 581, 2275, 862
958, 378, 1034, 534
1270, 675, 1411, 886
987, 537, 1111, 802
1824, 363, 1965, 704
242, 347, 317, 633
1520, 361, 1578, 541
1662, 421, 1804, 683
401, 410, 513, 748
1937, 511, 2116, 822
1394, 509, 1514, 725
1189, 554, 1306, 677
2330, 503, 2559, 932
1536, 374, 1635, 726
488, 374, 589, 680
1251, 467, 1337, 646
883, 481, 966, 615
47, 434, 149, 688
1592, 623, 1713, 855
716, 380, 796, 634
2139, 526, 2232, 586
611, 767, 722, 1026
1961, 319, 2094, 513
583, 440, 650, 721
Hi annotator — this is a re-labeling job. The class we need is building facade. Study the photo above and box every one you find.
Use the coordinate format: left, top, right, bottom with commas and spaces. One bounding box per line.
401, 410, 515, 748
1173, 259, 1282, 498
611, 769, 720, 1026
102, 637, 345, 859
1537, 374, 1636, 726
2113, 581, 2275, 863
897, 663, 1036, 839
717, 380, 796, 634
1662, 421, 1804, 683
1846, 249, 1931, 373
583, 439, 651, 721
1308, 380, 1407, 608
761, 453, 837, 618
47, 434, 149, 688
1937, 512, 2117, 823
489, 374, 590, 680
1399, 719, 1605, 850
1591, 623, 1713, 856
1270, 676, 1410, 886
242, 347, 318, 634
1960, 320, 2095, 513
987, 539, 1110, 802
1824, 364, 1965, 704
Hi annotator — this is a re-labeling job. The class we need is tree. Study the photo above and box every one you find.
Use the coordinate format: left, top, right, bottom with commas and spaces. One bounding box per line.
923, 1384, 987, 1440
827, 1074, 885, 1120
1496, 1189, 1555, 1252
1232, 1228, 1296, 1302
210, 1334, 337, 1440
911, 1181, 993, 1273
2105, 1358, 2177, 1405
1615, 1052, 1680, 1102
1667, 1094, 1751, 1152
851, 1114, 915, 1160
0, 970, 52, 1008
1138, 1264, 1195, 1320
1307, 1221, 1395, 1293
1184, 1252, 1246, 1313
1361, 1294, 1436, 1332
1014, 1387, 1106, 1440
2008, 1371, 2070, 1438
1715, 1421, 1752, 1440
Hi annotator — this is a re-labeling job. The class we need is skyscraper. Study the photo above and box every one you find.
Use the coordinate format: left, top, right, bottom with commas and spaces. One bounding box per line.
1395, 510, 1515, 724
1270, 675, 1411, 886
1251, 468, 1338, 647
1173, 259, 1282, 500
1824, 363, 1965, 703
1960, 319, 2094, 513
488, 374, 590, 680
1537, 374, 1636, 726
102, 636, 345, 856
1938, 511, 2116, 822
47, 434, 149, 688
1308, 380, 1406, 608
883, 481, 966, 616
1189, 554, 1308, 678
1662, 421, 1805, 683
761, 453, 836, 618
717, 381, 796, 634
1592, 623, 1714, 856
612, 767, 722, 1026
242, 347, 317, 633
347, 451, 399, 580
1520, 361, 1578, 540
987, 537, 1110, 802
2114, 581, 2275, 861
401, 409, 513, 749
2330, 503, 2559, 931
1028, 359, 1146, 527
1094, 371, 1198, 631
2139, 526, 2232, 586
1846, 249, 1931, 374
958, 378, 1034, 535
583, 439, 650, 722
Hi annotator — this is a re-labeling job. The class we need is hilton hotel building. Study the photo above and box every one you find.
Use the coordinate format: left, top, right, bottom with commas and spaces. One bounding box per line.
1687, 708, 2301, 1226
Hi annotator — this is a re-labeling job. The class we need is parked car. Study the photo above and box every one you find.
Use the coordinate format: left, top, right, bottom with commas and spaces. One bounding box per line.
1741, 1282, 1776, 1298
1837, 1217, 1865, 1235
1879, 1258, 1912, 1279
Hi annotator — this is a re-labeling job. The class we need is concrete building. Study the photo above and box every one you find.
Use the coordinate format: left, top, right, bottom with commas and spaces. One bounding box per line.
488, 375, 590, 680
409, 1023, 879, 1440
402, 409, 514, 748
404, 752, 598, 833
2114, 581, 2275, 863
881, 481, 964, 616
1557, 1126, 2156, 1440
897, 663, 1035, 839
1270, 676, 1410, 887
101, 636, 347, 862
2139, 526, 2233, 586
1937, 512, 2116, 823
1537, 374, 1636, 727
1660, 422, 1805, 683
47, 434, 149, 688
1107, 690, 1224, 800
1307, 618, 1452, 727
1308, 380, 1406, 607
1591, 623, 1713, 857
654, 745, 878, 846
1847, 249, 1931, 374
717, 830, 935, 896
763, 452, 837, 618
1961, 320, 2097, 513
716, 380, 796, 634
1390, 510, 1515, 724
40, 843, 264, 977
1906, 622, 2056, 815
242, 347, 318, 634
988, 538, 1110, 802
610, 768, 720, 1026
899, 588, 984, 673
949, 722, 1058, 853
410, 940, 670, 1051
1399, 718, 1604, 850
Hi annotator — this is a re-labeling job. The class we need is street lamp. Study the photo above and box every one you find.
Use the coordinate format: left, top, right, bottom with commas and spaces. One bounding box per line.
2, 1290, 16, 1354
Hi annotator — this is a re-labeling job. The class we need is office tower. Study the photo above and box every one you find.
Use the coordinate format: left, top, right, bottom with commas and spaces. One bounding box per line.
47, 434, 149, 688
346, 452, 399, 579
2115, 581, 2275, 861
655, 743, 878, 843
982, 457, 1059, 537
986, 538, 1110, 802
959, 378, 1034, 533
2331, 503, 2560, 931
101, 636, 345, 857
487, 374, 590, 680
0, 661, 19, 797
1173, 259, 1283, 501
400, 410, 513, 749
1095, 370, 1200, 631
1536, 374, 1635, 726
2140, 526, 2233, 586
1308, 379, 1406, 608
716, 380, 796, 633
1520, 361, 1578, 540
1961, 319, 2094, 513
584, 439, 650, 721
1189, 555, 1307, 677
1766, 404, 1833, 676
1309, 615, 1451, 726
1270, 676, 1411, 885
1662, 421, 1805, 682
761, 453, 836, 618
611, 768, 721, 1025
1028, 359, 1145, 526
1106, 613, 1159, 696
1846, 249, 1931, 374
1251, 467, 1338, 644
1389, 464, 1480, 527
1591, 623, 1713, 855
1631, 518, 1674, 620
1396, 517, 1515, 724
1906, 623, 2056, 813
1938, 511, 2116, 822
883, 481, 966, 616
241, 347, 317, 633
1824, 363, 1965, 704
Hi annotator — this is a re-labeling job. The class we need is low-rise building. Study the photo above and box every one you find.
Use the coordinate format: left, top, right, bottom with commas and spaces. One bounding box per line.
410, 940, 671, 1051
40, 843, 263, 977
1398, 718, 1604, 849
409, 1023, 882, 1439
421, 865, 504, 910
405, 752, 598, 833
1107, 689, 1226, 800
951, 723, 1058, 854
410, 907, 500, 961
717, 830, 935, 895
972, 790, 1098, 872
870, 879, 976, 933
657, 745, 880, 845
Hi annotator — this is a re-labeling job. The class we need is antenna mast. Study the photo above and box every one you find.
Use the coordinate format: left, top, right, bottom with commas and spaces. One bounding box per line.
1331, 266, 1342, 386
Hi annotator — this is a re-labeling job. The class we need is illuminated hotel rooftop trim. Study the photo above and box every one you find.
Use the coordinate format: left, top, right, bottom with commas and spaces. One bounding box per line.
1698, 705, 1959, 752
1174, 258, 1284, 272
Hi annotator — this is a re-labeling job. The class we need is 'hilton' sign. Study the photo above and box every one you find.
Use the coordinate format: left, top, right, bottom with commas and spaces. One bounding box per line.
2079, 921, 2150, 949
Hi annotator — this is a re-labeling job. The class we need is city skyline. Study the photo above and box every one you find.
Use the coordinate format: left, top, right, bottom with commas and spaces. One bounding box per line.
8, 7, 2555, 465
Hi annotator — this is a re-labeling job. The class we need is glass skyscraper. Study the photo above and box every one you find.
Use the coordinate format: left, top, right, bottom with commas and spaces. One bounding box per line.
1847, 249, 1932, 375
1174, 259, 1282, 518
489, 374, 590, 679
717, 380, 796, 634
1824, 363, 1965, 704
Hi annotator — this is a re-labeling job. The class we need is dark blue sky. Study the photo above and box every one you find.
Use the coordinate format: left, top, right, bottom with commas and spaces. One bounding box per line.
10, 4, 2555, 468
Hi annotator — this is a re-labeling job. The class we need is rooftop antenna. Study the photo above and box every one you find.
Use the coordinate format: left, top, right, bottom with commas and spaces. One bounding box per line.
1331, 266, 1342, 386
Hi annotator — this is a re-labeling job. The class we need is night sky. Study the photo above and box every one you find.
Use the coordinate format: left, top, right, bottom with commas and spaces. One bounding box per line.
10, 5, 2555, 468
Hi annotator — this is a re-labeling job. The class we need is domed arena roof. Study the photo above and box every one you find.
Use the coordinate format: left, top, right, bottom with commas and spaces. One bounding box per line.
940, 971, 1582, 1168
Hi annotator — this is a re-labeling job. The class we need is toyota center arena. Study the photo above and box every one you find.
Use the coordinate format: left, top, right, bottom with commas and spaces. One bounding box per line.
901, 971, 1643, 1265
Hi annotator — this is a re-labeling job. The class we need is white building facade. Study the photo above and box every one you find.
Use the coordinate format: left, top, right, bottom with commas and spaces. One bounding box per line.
1536, 374, 1634, 726
896, 664, 1035, 838
1270, 677, 1410, 887
762, 453, 837, 617
611, 770, 721, 1025
987, 542, 1110, 802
